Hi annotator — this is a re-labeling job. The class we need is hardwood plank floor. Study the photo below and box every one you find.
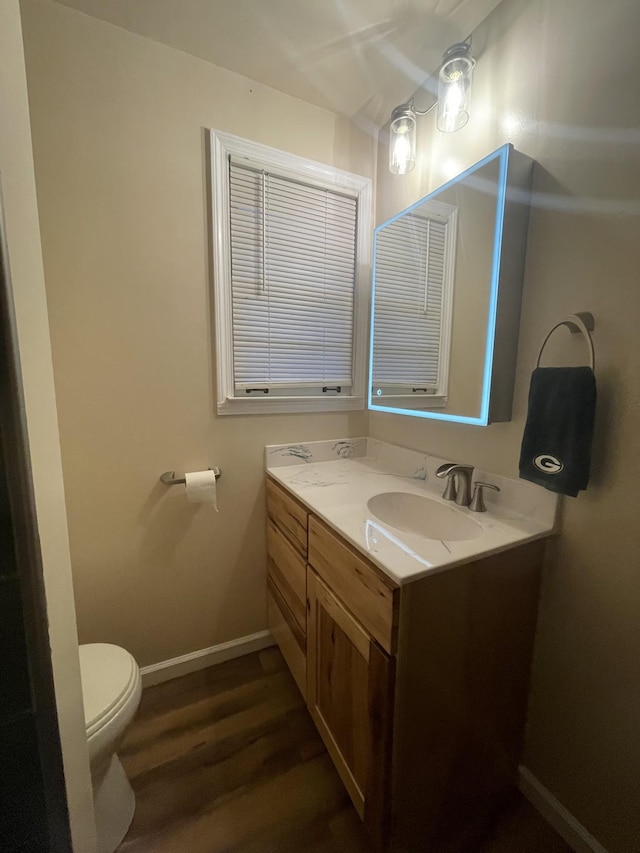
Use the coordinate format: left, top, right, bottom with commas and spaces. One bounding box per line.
118, 648, 573, 853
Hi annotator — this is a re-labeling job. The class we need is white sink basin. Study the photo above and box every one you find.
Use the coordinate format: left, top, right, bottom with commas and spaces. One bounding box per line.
367, 492, 483, 542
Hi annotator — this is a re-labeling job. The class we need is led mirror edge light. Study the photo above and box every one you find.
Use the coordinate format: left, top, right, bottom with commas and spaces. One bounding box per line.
368, 230, 379, 410
368, 402, 488, 425
479, 144, 510, 425
369, 143, 513, 426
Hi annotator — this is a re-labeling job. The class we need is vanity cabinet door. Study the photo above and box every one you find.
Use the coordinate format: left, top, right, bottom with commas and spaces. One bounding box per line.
306, 568, 394, 848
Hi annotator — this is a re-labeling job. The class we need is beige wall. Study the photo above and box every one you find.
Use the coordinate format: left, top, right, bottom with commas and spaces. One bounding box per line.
20, 0, 374, 669
372, 0, 640, 850
0, 1, 96, 849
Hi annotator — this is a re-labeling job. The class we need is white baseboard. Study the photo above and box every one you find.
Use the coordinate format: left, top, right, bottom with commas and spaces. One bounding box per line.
518, 766, 608, 853
139, 630, 276, 687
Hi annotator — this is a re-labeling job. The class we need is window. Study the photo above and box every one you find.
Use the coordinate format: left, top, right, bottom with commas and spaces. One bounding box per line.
371, 200, 456, 407
210, 131, 371, 415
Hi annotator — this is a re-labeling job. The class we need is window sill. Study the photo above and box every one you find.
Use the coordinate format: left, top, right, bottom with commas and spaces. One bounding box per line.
217, 396, 366, 416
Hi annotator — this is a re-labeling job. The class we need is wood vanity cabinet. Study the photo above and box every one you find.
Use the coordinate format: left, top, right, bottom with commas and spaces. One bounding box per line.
265, 477, 308, 698
266, 474, 546, 853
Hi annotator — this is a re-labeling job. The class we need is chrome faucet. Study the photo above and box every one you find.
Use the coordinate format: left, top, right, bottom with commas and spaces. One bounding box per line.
435, 463, 474, 507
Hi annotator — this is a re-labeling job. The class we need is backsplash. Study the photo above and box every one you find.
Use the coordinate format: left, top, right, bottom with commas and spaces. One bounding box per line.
266, 437, 368, 466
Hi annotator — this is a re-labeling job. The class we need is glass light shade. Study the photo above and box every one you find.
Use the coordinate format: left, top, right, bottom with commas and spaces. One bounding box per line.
389, 107, 416, 175
437, 43, 475, 133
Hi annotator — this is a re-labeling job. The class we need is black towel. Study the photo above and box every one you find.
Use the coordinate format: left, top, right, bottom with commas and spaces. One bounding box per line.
519, 366, 596, 497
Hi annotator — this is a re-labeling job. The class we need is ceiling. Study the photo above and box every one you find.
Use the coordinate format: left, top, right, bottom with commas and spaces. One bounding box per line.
52, 0, 503, 125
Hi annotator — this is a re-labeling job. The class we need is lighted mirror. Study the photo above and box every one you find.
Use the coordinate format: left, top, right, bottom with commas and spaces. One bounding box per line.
369, 143, 533, 425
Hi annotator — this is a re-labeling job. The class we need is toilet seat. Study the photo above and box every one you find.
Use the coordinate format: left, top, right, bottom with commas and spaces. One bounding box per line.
79, 643, 142, 853
79, 643, 139, 737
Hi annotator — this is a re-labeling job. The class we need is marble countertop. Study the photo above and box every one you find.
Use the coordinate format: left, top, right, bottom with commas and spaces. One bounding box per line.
266, 438, 557, 586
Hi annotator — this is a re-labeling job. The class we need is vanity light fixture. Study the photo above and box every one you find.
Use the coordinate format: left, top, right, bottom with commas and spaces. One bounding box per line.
389, 103, 417, 175
437, 41, 475, 133
388, 39, 475, 175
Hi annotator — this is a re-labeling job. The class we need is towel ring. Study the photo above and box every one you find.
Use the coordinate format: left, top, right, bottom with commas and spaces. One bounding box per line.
536, 312, 595, 372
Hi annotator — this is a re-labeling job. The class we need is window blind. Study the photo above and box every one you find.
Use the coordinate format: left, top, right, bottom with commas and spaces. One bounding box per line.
229, 160, 358, 392
372, 213, 447, 388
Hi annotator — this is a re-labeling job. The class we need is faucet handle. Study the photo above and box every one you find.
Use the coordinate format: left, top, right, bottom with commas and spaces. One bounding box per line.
469, 481, 500, 513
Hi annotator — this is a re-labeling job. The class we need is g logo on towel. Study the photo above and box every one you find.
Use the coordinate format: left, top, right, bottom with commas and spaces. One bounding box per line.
534, 454, 564, 474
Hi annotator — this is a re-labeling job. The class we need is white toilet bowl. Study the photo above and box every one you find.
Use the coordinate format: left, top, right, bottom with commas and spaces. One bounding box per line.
79, 643, 142, 853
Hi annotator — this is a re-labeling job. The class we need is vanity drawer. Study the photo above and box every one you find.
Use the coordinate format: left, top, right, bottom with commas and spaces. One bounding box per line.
267, 518, 306, 635
267, 579, 306, 699
266, 476, 308, 557
308, 516, 399, 655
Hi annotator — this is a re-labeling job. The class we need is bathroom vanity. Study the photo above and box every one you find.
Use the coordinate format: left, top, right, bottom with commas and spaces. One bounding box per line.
265, 439, 556, 853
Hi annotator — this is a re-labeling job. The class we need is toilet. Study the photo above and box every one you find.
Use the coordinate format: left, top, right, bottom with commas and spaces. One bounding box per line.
79, 643, 142, 853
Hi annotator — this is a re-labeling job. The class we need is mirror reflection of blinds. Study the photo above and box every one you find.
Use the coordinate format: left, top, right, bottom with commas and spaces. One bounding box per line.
372, 214, 446, 387
229, 159, 357, 392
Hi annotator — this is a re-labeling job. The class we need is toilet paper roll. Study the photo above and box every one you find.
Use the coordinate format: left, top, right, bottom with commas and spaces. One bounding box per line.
184, 470, 218, 511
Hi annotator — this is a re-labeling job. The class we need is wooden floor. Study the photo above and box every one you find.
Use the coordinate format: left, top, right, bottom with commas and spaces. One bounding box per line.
118, 648, 573, 853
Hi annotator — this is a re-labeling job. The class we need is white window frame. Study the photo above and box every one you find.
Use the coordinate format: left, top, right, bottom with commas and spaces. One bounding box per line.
371, 199, 457, 409
210, 130, 372, 415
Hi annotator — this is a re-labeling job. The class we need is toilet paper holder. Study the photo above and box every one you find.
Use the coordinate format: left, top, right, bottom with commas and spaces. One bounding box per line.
160, 467, 221, 486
